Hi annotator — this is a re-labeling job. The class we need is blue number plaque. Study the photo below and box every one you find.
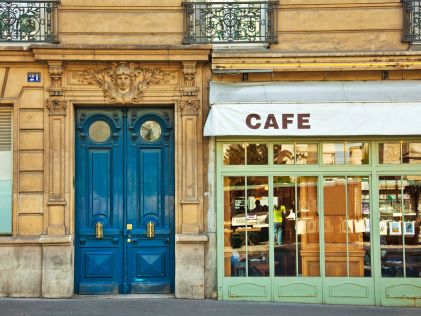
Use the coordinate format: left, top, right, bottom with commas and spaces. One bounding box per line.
27, 72, 41, 83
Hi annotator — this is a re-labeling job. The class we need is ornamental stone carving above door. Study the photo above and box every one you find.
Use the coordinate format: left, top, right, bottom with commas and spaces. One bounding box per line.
73, 62, 173, 103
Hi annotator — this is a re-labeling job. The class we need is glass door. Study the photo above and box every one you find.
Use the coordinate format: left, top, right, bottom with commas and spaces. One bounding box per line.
322, 176, 374, 305
378, 175, 421, 305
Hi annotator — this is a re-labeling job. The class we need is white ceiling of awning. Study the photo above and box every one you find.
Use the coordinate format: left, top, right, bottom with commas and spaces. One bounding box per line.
210, 81, 421, 105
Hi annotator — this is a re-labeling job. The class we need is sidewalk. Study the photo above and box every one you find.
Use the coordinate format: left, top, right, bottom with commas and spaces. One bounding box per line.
0, 297, 417, 316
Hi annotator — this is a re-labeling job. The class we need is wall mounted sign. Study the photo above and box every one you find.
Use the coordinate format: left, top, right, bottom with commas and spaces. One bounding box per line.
27, 72, 41, 83
204, 102, 421, 136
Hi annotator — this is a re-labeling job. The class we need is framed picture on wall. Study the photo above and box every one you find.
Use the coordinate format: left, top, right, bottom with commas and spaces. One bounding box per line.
403, 221, 415, 235
389, 221, 402, 235
379, 220, 388, 235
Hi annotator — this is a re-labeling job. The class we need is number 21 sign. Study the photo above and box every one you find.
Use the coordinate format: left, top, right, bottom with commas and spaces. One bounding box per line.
27, 72, 41, 83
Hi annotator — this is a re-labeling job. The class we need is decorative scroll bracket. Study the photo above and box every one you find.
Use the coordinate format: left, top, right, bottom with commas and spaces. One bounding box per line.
181, 61, 199, 96
48, 61, 64, 97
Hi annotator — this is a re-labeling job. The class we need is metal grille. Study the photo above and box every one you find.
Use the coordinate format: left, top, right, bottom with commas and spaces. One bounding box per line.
0, 108, 12, 151
0, 0, 59, 42
403, 0, 421, 42
182, 1, 278, 44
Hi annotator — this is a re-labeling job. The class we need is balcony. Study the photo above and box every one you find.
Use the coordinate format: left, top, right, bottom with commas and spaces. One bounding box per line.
403, 0, 421, 42
0, 0, 59, 43
182, 1, 277, 44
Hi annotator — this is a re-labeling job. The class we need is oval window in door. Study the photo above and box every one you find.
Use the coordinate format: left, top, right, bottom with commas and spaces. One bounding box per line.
88, 120, 111, 143
139, 120, 162, 142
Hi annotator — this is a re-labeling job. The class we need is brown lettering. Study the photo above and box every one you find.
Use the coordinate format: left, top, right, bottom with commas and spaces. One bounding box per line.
264, 114, 279, 129
246, 113, 261, 129
297, 113, 311, 129
282, 114, 294, 129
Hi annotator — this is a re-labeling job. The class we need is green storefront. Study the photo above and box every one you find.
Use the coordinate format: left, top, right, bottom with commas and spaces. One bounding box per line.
206, 81, 421, 306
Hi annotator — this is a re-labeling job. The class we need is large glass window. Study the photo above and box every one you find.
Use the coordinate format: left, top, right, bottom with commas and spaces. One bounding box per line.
323, 142, 369, 165
273, 176, 319, 277
224, 143, 268, 165
379, 176, 421, 277
220, 140, 421, 282
0, 107, 12, 234
273, 143, 318, 165
224, 176, 269, 277
379, 142, 421, 164
323, 176, 371, 277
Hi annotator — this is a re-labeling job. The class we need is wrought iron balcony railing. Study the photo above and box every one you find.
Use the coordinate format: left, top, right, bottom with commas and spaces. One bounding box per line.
0, 0, 59, 43
183, 1, 278, 44
403, 0, 421, 42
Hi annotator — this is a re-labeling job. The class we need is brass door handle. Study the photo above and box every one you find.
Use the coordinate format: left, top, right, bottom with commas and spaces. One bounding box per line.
147, 221, 155, 238
95, 222, 103, 239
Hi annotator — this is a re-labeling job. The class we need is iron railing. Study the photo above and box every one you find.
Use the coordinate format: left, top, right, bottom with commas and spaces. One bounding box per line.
0, 0, 59, 42
182, 1, 278, 44
403, 0, 421, 42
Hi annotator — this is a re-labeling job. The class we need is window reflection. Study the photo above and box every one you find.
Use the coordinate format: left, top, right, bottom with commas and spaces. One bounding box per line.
298, 177, 320, 276
247, 144, 268, 165
324, 176, 371, 277
274, 144, 294, 164
274, 143, 318, 165
403, 143, 421, 164
346, 143, 369, 165
379, 143, 401, 164
224, 144, 245, 165
224, 176, 245, 277
247, 177, 269, 276
296, 143, 318, 165
273, 176, 296, 276
323, 143, 345, 165
380, 176, 421, 278
224, 176, 269, 277
403, 176, 421, 278
273, 176, 319, 277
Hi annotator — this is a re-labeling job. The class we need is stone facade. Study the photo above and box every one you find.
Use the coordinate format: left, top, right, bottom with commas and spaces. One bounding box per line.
0, 47, 210, 298
0, 0, 421, 301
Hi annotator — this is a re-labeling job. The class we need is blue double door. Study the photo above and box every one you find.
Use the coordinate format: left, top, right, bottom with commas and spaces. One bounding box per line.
75, 108, 174, 294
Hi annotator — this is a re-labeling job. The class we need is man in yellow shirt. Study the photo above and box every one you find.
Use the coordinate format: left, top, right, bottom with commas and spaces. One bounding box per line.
274, 203, 286, 245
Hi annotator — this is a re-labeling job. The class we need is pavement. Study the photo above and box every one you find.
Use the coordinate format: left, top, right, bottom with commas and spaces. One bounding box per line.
0, 296, 418, 316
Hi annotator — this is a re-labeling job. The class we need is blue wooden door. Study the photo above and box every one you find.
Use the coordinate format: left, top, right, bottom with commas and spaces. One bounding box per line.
75, 108, 174, 294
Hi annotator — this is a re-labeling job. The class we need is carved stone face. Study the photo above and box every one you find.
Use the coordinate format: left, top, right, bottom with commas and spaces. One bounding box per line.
116, 74, 131, 94
114, 64, 132, 95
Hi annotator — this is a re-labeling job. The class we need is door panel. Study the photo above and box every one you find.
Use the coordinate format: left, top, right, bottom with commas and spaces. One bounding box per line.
75, 108, 174, 294
126, 109, 174, 293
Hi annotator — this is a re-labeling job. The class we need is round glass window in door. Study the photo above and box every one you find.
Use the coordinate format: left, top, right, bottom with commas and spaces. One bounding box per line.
140, 120, 162, 142
88, 120, 111, 143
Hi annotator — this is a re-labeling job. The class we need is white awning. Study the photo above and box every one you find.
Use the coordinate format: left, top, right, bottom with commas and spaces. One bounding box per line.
204, 81, 421, 136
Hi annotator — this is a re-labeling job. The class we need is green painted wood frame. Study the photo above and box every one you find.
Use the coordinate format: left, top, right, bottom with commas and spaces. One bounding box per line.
216, 137, 421, 306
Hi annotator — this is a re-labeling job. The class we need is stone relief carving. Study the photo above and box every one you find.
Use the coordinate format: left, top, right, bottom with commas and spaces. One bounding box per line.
181, 61, 199, 96
180, 99, 200, 116
46, 99, 67, 116
73, 62, 173, 103
48, 61, 64, 96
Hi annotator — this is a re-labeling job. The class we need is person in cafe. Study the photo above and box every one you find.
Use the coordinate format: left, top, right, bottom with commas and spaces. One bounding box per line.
250, 199, 264, 213
273, 201, 287, 245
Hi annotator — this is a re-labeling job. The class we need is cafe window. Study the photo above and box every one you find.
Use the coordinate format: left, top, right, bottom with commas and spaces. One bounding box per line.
219, 140, 421, 280
224, 176, 269, 277
322, 142, 369, 165
273, 143, 318, 165
379, 142, 421, 164
379, 176, 421, 278
223, 143, 268, 165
